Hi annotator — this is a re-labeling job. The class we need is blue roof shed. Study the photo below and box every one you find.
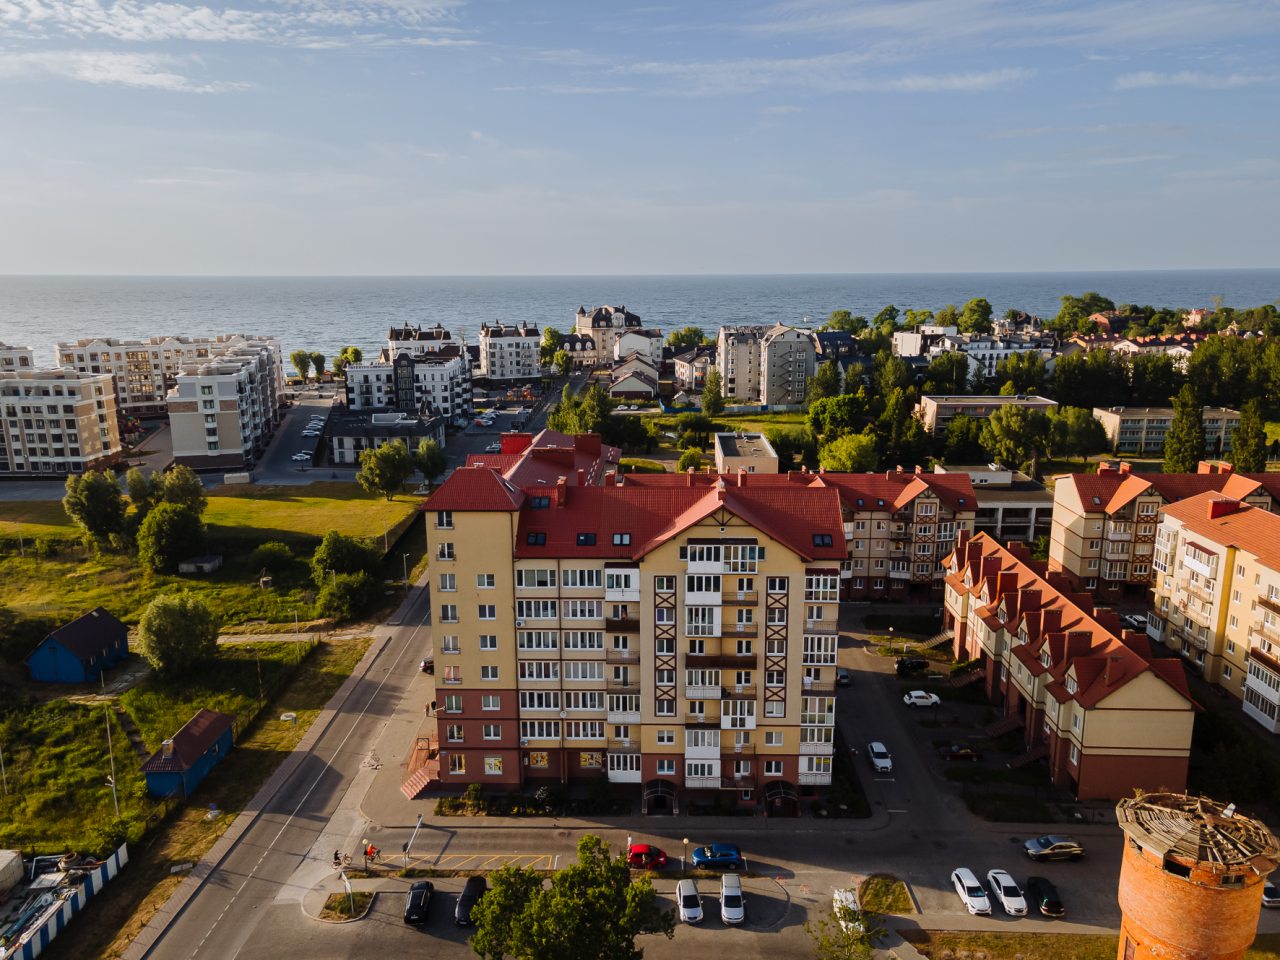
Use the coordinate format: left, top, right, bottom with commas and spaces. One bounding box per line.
25, 607, 129, 684
142, 709, 235, 799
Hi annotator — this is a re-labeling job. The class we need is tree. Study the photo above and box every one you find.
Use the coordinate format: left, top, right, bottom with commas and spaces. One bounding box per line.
980, 405, 1051, 478
289, 349, 312, 381
356, 440, 414, 500
806, 899, 883, 960
901, 309, 934, 328
1052, 291, 1115, 335
540, 327, 565, 366
922, 352, 970, 395
311, 531, 380, 588
1229, 399, 1268, 472
156, 464, 207, 516
807, 394, 864, 440
942, 415, 986, 463
821, 310, 867, 334
765, 425, 817, 470
333, 345, 363, 374
807, 360, 841, 405
137, 502, 206, 573
958, 297, 994, 334
414, 438, 447, 489
1129, 352, 1184, 406
315, 571, 380, 621
873, 304, 899, 329
63, 470, 127, 546
1165, 383, 1206, 473
934, 303, 959, 327
553, 349, 572, 377
1046, 406, 1108, 462
674, 412, 715, 448
994, 351, 1047, 395
136, 592, 218, 680
470, 834, 673, 960
248, 541, 294, 576
677, 448, 703, 472
819, 433, 878, 472
666, 326, 708, 350
309, 352, 326, 378
702, 368, 724, 416
125, 467, 156, 519
1050, 349, 1128, 409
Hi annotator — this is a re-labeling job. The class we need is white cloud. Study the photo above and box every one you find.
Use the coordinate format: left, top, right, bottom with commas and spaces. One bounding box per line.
0, 50, 249, 91
1114, 70, 1274, 90
760, 104, 802, 114
881, 67, 1030, 92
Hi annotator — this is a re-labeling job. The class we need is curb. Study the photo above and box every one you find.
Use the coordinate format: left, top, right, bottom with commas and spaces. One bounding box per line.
123, 633, 390, 960
306, 891, 378, 924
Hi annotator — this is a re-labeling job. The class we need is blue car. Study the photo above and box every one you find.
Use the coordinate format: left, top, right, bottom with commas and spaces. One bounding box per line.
691, 843, 744, 870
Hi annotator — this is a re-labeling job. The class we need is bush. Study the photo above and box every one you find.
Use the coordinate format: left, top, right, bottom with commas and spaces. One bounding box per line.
315, 571, 380, 622
249, 541, 294, 576
310, 531, 380, 588
137, 502, 206, 574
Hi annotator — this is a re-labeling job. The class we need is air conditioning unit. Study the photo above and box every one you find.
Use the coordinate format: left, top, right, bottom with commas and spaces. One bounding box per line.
520, 738, 529, 746
515, 619, 524, 627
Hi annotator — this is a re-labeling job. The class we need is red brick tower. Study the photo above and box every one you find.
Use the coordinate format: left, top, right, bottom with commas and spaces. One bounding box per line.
1116, 793, 1280, 960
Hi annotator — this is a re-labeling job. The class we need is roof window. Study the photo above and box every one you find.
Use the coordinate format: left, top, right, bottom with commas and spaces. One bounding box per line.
527, 532, 546, 546
576, 533, 597, 546
812, 534, 834, 548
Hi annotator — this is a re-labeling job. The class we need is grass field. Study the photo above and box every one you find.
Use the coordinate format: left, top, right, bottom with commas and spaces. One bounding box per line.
905, 931, 1280, 959
40, 636, 372, 960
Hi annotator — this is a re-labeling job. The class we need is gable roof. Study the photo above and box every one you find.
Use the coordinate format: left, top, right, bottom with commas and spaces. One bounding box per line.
32, 607, 128, 663
141, 709, 235, 773
426, 467, 525, 512
1162, 493, 1280, 567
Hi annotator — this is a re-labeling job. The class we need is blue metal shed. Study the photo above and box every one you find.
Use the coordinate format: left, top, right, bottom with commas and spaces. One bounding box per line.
25, 607, 129, 684
141, 709, 235, 799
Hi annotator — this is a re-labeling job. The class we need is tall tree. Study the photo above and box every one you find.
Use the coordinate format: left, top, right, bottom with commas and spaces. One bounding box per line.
311, 531, 380, 587
994, 351, 1047, 395
540, 326, 565, 365
62, 470, 127, 546
1051, 349, 1128, 409
136, 592, 218, 680
934, 303, 959, 327
922, 352, 970, 395
553, 349, 572, 377
414, 438, 447, 489
1052, 291, 1115, 334
677, 447, 704, 472
980, 405, 1051, 478
1228, 398, 1268, 472
125, 467, 157, 519
819, 433, 878, 472
356, 440, 414, 500
157, 464, 207, 516
958, 297, 994, 334
807, 394, 864, 441
1128, 352, 1184, 406
872, 304, 900, 329
137, 502, 206, 574
309, 352, 326, 377
807, 360, 841, 405
674, 413, 714, 448
1164, 383, 1206, 473
289, 349, 312, 381
872, 353, 911, 400
333, 345, 363, 374
901, 309, 934, 328
702, 368, 725, 416
470, 835, 673, 960
942, 415, 986, 464
665, 326, 708, 349
1046, 406, 1108, 462
821, 310, 867, 334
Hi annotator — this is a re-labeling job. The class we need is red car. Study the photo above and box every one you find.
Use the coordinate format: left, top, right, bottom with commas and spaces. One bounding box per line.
626, 844, 668, 869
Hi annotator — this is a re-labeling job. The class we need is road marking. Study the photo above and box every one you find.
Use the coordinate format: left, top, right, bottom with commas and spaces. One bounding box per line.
416, 852, 555, 871
887, 809, 909, 813
183, 626, 423, 960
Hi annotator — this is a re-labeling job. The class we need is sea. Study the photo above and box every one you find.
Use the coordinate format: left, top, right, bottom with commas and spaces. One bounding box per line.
1, 270, 1277, 365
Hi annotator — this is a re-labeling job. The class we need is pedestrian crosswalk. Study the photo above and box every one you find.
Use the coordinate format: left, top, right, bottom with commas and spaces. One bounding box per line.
413, 852, 555, 871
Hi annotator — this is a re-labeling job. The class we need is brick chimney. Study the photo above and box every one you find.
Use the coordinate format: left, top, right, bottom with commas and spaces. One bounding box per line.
604, 470, 617, 486
555, 475, 567, 507
1118, 462, 1131, 476
737, 467, 746, 487
686, 468, 694, 487
162, 739, 175, 759
1098, 462, 1114, 475
1207, 497, 1243, 520
576, 468, 585, 486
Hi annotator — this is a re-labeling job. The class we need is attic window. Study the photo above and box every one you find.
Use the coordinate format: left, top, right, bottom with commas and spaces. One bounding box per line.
612, 533, 631, 546
1065, 676, 1078, 694
877, 499, 885, 507
958, 498, 966, 507
577, 533, 597, 546
527, 532, 546, 546
1092, 496, 1102, 506
856, 498, 865, 507
529, 496, 550, 509
1040, 651, 1051, 668
813, 534, 834, 548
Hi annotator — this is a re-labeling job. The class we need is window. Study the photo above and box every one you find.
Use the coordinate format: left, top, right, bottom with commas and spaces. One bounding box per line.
804, 573, 838, 602
446, 724, 463, 742
444, 694, 462, 713
656, 668, 675, 685
563, 630, 604, 650
655, 607, 675, 625
519, 690, 562, 709
438, 573, 456, 591
441, 635, 460, 654
481, 695, 500, 711
765, 670, 785, 687
520, 721, 561, 739
1069, 744, 1079, 765
765, 760, 783, 776
482, 724, 501, 740
656, 759, 676, 775
686, 574, 722, 593
517, 568, 556, 588
655, 576, 675, 592
657, 729, 675, 745
529, 495, 550, 509
476, 573, 495, 589
438, 542, 455, 560
612, 533, 631, 545
442, 665, 461, 685
435, 511, 453, 529
655, 698, 675, 716
563, 599, 603, 619
517, 630, 557, 650
764, 731, 783, 747
812, 534, 833, 547
516, 599, 557, 619
484, 756, 503, 776
766, 576, 788, 593
563, 661, 603, 680
563, 568, 602, 588
1223, 665, 1233, 681
764, 701, 784, 717
478, 604, 496, 620
480, 665, 499, 681
526, 532, 546, 546
518, 661, 560, 681
576, 533, 597, 546
806, 605, 826, 623
449, 754, 465, 774
803, 635, 837, 665
686, 606, 717, 636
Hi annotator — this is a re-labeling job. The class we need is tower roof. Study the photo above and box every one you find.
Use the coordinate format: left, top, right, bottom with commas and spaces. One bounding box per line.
1117, 793, 1280, 873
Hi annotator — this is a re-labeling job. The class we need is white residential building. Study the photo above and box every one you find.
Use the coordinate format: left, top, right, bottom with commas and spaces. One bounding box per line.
344, 350, 472, 424
0, 369, 122, 476
611, 329, 663, 367
891, 325, 958, 358
478, 322, 541, 382
0, 343, 35, 374
925, 332, 1057, 381
716, 326, 763, 402
574, 305, 644, 364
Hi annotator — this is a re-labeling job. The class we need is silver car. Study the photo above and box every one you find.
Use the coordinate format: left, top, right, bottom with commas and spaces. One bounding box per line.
676, 879, 703, 924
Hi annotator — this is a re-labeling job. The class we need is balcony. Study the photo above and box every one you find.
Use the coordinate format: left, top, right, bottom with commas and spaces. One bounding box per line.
798, 771, 833, 785
686, 651, 757, 669
685, 712, 719, 726
608, 767, 642, 784
720, 742, 755, 757
1180, 578, 1216, 605
1104, 521, 1134, 541
1179, 598, 1214, 627
720, 685, 757, 700
1251, 619, 1280, 646
800, 740, 835, 755
606, 738, 639, 752
685, 776, 720, 790
606, 678, 640, 692
605, 649, 640, 665
685, 684, 722, 700
721, 591, 758, 605
605, 616, 639, 632
802, 680, 836, 694
1259, 595, 1280, 617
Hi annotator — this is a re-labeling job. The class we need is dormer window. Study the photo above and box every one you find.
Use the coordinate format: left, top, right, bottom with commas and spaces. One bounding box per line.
576, 533, 597, 546
529, 496, 550, 509
1065, 676, 1078, 694
812, 534, 833, 548
527, 532, 546, 546
612, 533, 631, 546
1040, 651, 1051, 668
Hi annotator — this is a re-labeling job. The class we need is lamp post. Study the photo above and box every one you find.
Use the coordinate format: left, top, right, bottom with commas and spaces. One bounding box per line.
402, 552, 412, 591
682, 837, 689, 872
889, 625, 896, 655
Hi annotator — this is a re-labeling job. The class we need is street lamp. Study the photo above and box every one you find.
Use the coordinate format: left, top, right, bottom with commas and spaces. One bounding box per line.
682, 837, 689, 872
888, 625, 896, 655
402, 552, 412, 591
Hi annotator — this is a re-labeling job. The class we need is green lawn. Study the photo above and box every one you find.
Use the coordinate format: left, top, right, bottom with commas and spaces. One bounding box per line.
0, 499, 74, 540
619, 458, 667, 474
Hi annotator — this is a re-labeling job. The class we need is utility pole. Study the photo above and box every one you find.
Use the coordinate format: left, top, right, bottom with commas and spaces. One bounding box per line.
105, 710, 119, 818
402, 552, 411, 591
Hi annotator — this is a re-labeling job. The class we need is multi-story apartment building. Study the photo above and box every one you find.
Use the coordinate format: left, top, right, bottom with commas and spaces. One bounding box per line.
611, 330, 663, 367
716, 326, 763, 403
385, 322, 456, 357
915, 394, 1058, 435
1148, 493, 1280, 733
423, 466, 846, 813
933, 464, 1052, 544
343, 350, 472, 425
944, 532, 1194, 800
57, 334, 282, 417
573, 305, 643, 365
673, 346, 716, 392
716, 325, 817, 406
0, 369, 122, 477
0, 343, 34, 374
891, 325, 958, 358
478, 322, 541, 382
1049, 460, 1280, 599
166, 343, 284, 470
1093, 405, 1241, 457
328, 410, 446, 466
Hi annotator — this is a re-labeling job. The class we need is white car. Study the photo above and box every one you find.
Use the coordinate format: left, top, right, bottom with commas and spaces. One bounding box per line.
719, 874, 745, 925
867, 741, 893, 775
951, 867, 991, 915
832, 888, 863, 933
903, 690, 941, 708
485, 442, 501, 453
301, 431, 320, 438
1264, 879, 1280, 908
676, 879, 703, 924
986, 869, 1027, 916
291, 452, 311, 462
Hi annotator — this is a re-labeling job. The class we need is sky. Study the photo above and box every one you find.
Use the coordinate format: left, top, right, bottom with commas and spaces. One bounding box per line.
1, 0, 1278, 275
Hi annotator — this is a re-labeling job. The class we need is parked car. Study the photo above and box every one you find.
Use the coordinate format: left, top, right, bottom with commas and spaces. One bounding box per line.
1264, 879, 1280, 909
986, 869, 1027, 916
419, 657, 434, 674
626, 844, 668, 869
1024, 876, 1066, 917
836, 667, 852, 686
937, 742, 982, 762
1121, 613, 1148, 630
867, 741, 893, 775
291, 452, 311, 462
691, 843, 744, 870
951, 867, 992, 915
832, 888, 864, 933
676, 879, 703, 924
301, 431, 320, 438
719, 873, 745, 925
896, 656, 929, 676
903, 690, 941, 708
1024, 835, 1085, 862
455, 876, 487, 926
485, 442, 501, 453
403, 880, 433, 924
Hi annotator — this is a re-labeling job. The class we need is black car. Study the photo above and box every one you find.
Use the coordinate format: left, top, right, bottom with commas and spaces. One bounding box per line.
836, 667, 852, 686
896, 656, 929, 676
455, 875, 487, 926
404, 880, 434, 924
1024, 876, 1065, 917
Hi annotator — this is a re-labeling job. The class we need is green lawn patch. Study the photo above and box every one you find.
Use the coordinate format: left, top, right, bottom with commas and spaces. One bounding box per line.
204, 483, 419, 550
619, 458, 667, 474
0, 499, 75, 540
858, 874, 911, 914
320, 891, 373, 921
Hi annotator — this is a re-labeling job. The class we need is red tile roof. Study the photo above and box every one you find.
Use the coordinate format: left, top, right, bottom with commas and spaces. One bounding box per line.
1161, 493, 1280, 567
141, 709, 234, 773
425, 467, 525, 512
1059, 468, 1277, 514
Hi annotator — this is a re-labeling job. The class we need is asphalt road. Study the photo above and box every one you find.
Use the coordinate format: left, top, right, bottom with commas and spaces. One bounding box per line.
254, 397, 340, 484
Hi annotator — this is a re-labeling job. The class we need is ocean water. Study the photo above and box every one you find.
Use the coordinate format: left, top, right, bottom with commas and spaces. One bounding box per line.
1, 271, 1277, 365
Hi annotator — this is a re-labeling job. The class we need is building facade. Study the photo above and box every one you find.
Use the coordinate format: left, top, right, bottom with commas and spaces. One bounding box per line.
0, 343, 34, 374
933, 464, 1052, 544
611, 330, 663, 367
1049, 461, 1280, 599
916, 394, 1058, 435
759, 324, 817, 406
713, 433, 779, 475
166, 342, 283, 470
944, 533, 1195, 800
344, 350, 472, 424
0, 369, 121, 477
423, 467, 847, 812
57, 334, 282, 417
716, 326, 763, 403
673, 346, 715, 392
328, 411, 446, 466
1093, 405, 1241, 457
573, 305, 643, 365
478, 322, 541, 382
925, 332, 1058, 381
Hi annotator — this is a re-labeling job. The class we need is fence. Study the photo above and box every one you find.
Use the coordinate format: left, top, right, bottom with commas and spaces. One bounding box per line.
1, 844, 129, 960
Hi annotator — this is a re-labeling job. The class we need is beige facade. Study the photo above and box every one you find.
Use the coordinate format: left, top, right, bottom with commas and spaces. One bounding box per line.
1093, 405, 1241, 456
573, 305, 643, 365
716, 325, 817, 406
713, 432, 779, 475
166, 342, 283, 469
478, 322, 540, 381
915, 394, 1057, 435
0, 369, 121, 476
0, 344, 34, 374
716, 326, 762, 402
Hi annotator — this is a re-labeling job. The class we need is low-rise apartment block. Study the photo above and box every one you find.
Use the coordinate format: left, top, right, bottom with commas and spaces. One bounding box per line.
385, 322, 457, 357
478, 322, 541, 382
1148, 493, 1280, 733
713, 432, 779, 475
166, 342, 284, 470
926, 332, 1058, 381
328, 411, 446, 466
422, 465, 846, 812
945, 532, 1194, 800
344, 350, 472, 425
1093, 405, 1241, 457
1049, 461, 1280, 599
673, 346, 715, 392
57, 334, 282, 418
0, 369, 122, 477
915, 395, 1057, 435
